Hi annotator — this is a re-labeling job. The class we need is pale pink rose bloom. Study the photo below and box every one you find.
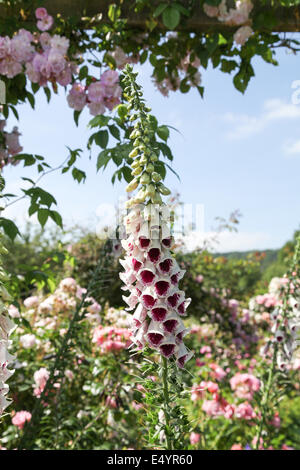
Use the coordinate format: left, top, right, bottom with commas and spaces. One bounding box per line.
8, 305, 20, 318
50, 35, 69, 55
202, 399, 222, 416
24, 296, 39, 309
59, 277, 77, 293
190, 432, 200, 445
37, 15, 54, 32
231, 444, 243, 450
203, 4, 219, 18
65, 369, 74, 381
87, 101, 106, 116
47, 50, 66, 75
105, 396, 117, 409
56, 65, 72, 86
33, 367, 49, 391
20, 334, 37, 349
230, 372, 260, 400
25, 60, 40, 83
88, 81, 105, 103
110, 46, 128, 69
0, 36, 11, 59
0, 56, 22, 78
67, 83, 87, 111
39, 32, 51, 50
235, 402, 256, 420
100, 69, 119, 88
12, 411, 31, 430
35, 7, 48, 20
269, 412, 281, 428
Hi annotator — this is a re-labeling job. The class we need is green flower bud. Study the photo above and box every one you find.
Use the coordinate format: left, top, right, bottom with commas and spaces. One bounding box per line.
140, 172, 151, 184
126, 178, 139, 192
145, 184, 156, 198
158, 183, 171, 196
131, 166, 143, 176
129, 148, 139, 158
146, 163, 154, 173
135, 188, 147, 203
150, 153, 158, 162
151, 193, 163, 204
131, 159, 141, 169
151, 172, 162, 182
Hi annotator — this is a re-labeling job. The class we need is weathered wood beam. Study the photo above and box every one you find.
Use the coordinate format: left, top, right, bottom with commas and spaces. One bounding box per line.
1, 1, 300, 32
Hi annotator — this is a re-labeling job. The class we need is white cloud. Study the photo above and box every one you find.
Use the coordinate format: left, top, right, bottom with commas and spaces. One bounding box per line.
181, 230, 272, 253
223, 98, 300, 140
282, 139, 300, 156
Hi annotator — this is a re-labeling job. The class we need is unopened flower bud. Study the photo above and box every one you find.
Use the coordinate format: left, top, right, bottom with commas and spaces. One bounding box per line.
151, 172, 162, 182
131, 166, 143, 176
129, 148, 139, 158
140, 173, 151, 184
157, 183, 171, 196
126, 179, 139, 192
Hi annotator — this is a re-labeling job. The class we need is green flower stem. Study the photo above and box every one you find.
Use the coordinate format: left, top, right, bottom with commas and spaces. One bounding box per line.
162, 356, 172, 450
255, 343, 278, 450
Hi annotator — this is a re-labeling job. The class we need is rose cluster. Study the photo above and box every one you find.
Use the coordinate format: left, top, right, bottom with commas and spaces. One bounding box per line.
119, 202, 193, 368
67, 69, 122, 116
203, 0, 253, 45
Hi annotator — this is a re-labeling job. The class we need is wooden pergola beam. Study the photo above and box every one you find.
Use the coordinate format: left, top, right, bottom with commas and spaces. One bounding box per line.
1, 1, 300, 32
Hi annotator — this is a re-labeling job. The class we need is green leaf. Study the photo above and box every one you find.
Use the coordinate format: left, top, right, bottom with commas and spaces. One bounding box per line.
154, 161, 166, 180
221, 59, 238, 73
153, 3, 168, 17
73, 110, 81, 126
89, 115, 110, 128
139, 50, 148, 64
0, 218, 20, 240
122, 166, 132, 183
43, 87, 51, 103
26, 91, 35, 109
162, 6, 181, 30
108, 3, 121, 22
157, 125, 170, 142
108, 125, 120, 140
158, 142, 173, 160
97, 150, 111, 171
95, 130, 109, 149
72, 167, 86, 183
37, 208, 49, 227
49, 210, 63, 228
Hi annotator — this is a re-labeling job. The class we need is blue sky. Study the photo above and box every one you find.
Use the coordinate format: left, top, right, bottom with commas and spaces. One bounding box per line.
3, 44, 300, 252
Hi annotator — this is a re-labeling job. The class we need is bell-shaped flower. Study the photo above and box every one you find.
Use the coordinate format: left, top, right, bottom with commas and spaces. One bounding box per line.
163, 312, 179, 334
167, 289, 184, 309
146, 320, 165, 347
132, 303, 147, 328
151, 304, 168, 322
157, 255, 174, 275
138, 261, 157, 286
154, 278, 171, 297
175, 343, 193, 368
177, 297, 191, 316
138, 222, 151, 250
159, 336, 176, 358
147, 240, 162, 264
170, 269, 186, 286
141, 287, 157, 309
